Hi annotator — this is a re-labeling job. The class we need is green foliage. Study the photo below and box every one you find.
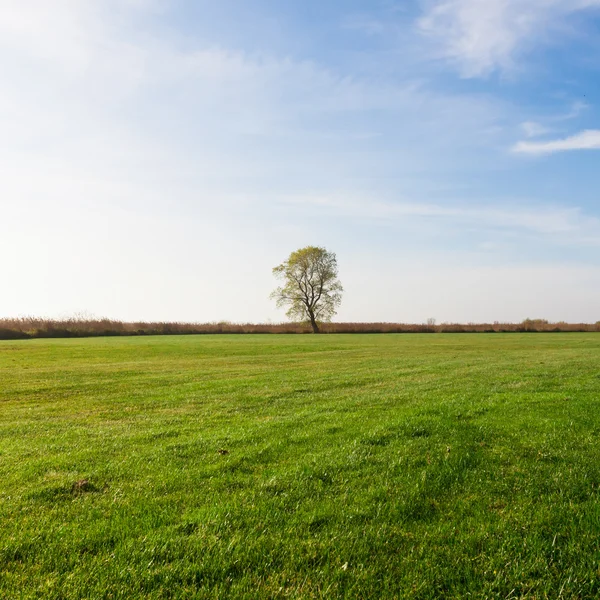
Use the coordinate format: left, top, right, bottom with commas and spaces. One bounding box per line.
271, 246, 343, 332
1, 334, 600, 598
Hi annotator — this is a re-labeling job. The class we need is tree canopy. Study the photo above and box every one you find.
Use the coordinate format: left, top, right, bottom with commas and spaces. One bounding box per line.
271, 246, 343, 333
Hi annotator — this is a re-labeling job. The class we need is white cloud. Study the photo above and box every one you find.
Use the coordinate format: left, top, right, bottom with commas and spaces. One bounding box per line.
512, 129, 600, 154
521, 121, 550, 138
418, 0, 600, 77
554, 101, 589, 121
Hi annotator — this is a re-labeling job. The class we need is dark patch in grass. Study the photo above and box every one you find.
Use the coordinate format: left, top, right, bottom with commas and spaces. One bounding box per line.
0, 542, 39, 566
325, 426, 343, 434
300, 465, 338, 487
177, 522, 199, 536
361, 432, 395, 447
401, 497, 440, 522
361, 421, 437, 446
78, 536, 118, 556
410, 427, 431, 438
29, 479, 101, 502
28, 485, 71, 502
223, 480, 247, 492
221, 460, 255, 476
308, 516, 330, 531
455, 407, 490, 421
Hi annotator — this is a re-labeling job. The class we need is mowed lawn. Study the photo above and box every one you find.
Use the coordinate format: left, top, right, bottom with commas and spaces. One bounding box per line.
1, 335, 600, 599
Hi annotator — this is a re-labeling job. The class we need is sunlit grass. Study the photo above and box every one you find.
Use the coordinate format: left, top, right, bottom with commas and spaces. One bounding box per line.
1, 334, 599, 598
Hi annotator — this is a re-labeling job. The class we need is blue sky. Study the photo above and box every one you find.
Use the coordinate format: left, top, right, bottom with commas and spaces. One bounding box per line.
2, 0, 600, 323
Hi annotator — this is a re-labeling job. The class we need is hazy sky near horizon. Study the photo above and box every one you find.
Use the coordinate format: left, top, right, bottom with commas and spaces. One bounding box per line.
3, 0, 600, 323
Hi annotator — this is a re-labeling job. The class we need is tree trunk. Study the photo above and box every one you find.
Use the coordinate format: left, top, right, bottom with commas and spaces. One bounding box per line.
309, 313, 320, 334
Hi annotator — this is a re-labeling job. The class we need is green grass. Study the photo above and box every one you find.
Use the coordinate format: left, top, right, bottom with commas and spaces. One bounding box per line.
1, 334, 600, 599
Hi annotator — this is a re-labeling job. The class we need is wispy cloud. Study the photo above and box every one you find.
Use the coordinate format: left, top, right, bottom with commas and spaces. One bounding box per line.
284, 193, 598, 239
553, 101, 589, 121
418, 0, 600, 77
512, 129, 600, 154
0, 0, 512, 199
520, 121, 550, 138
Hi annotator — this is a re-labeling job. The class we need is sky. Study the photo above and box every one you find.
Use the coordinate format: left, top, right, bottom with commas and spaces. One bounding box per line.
2, 0, 600, 324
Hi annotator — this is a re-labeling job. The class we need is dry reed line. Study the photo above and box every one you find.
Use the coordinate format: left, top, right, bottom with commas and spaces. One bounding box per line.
1, 317, 599, 339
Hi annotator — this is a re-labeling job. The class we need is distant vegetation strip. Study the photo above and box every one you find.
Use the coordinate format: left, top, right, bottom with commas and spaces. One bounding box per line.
1, 317, 599, 339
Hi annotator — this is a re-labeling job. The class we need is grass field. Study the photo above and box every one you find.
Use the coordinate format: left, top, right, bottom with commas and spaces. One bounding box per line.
1, 334, 600, 599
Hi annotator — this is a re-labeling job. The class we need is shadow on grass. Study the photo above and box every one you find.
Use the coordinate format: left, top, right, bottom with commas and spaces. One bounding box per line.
28, 479, 103, 502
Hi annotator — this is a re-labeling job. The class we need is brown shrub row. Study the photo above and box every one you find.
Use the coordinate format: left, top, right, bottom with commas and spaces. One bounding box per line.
0, 317, 599, 340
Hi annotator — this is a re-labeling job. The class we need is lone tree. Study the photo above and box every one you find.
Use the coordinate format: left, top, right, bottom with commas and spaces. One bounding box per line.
271, 246, 343, 333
